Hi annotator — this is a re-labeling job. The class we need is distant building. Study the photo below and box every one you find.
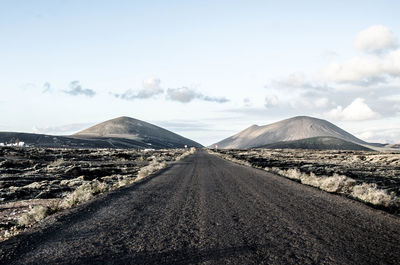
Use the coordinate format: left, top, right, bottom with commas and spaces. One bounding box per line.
0, 141, 25, 147
143, 148, 155, 152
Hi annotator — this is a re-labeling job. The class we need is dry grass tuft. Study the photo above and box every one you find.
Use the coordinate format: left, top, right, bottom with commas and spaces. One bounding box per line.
136, 160, 167, 181
114, 176, 136, 188
352, 183, 399, 207
61, 180, 108, 208
175, 147, 197, 160
266, 166, 398, 207
18, 206, 51, 227
2, 148, 199, 241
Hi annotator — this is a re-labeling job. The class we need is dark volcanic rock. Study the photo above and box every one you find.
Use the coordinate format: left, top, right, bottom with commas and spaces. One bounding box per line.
216, 149, 400, 197
0, 147, 189, 204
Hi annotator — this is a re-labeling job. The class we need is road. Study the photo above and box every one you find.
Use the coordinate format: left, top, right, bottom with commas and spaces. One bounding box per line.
1, 151, 399, 264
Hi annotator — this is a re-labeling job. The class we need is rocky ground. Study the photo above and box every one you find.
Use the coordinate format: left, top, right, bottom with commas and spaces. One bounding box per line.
0, 147, 191, 241
1, 151, 399, 264
211, 149, 400, 213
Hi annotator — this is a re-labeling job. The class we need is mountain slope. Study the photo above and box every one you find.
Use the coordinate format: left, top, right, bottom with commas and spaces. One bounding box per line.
73, 116, 202, 149
212, 116, 367, 149
0, 132, 129, 148
259, 136, 373, 151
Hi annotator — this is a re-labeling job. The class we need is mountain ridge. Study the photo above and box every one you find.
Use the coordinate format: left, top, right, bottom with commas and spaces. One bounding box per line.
212, 116, 367, 149
0, 116, 202, 149
258, 136, 372, 151
73, 116, 202, 148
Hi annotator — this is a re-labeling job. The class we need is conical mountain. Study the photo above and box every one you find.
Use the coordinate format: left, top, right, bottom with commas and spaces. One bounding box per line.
212, 116, 367, 149
74, 116, 202, 149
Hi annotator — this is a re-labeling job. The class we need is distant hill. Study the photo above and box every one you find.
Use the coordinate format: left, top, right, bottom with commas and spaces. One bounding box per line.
0, 132, 124, 148
0, 116, 202, 149
72, 116, 202, 149
212, 116, 368, 149
385, 144, 400, 149
258, 136, 373, 151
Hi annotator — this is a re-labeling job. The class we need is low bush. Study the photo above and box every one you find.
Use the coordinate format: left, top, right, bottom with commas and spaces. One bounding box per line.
352, 183, 399, 207
61, 180, 107, 208
18, 206, 50, 227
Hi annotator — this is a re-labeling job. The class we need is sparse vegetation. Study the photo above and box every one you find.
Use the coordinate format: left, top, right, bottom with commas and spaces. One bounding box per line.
0, 147, 196, 242
61, 180, 108, 208
352, 183, 398, 207
209, 148, 400, 213
136, 160, 167, 181
18, 206, 51, 227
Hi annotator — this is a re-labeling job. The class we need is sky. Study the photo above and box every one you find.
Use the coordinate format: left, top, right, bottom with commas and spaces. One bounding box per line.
0, 0, 399, 145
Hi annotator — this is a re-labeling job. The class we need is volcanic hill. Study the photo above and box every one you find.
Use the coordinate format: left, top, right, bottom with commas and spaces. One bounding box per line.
212, 116, 370, 150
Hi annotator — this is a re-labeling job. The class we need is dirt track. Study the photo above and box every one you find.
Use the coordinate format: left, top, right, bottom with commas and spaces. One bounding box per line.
1, 151, 399, 264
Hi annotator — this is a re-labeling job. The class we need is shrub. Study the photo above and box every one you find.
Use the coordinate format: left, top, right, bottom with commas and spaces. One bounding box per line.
319, 174, 356, 193
136, 160, 167, 181
285, 168, 302, 180
61, 180, 107, 208
351, 183, 399, 207
115, 176, 135, 188
18, 206, 50, 227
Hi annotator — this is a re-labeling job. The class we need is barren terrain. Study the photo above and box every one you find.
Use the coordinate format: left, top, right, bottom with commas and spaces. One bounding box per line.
211, 149, 400, 213
0, 147, 191, 240
0, 151, 399, 264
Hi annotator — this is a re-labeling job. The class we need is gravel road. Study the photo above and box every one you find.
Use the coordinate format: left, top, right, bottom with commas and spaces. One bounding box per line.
1, 150, 399, 264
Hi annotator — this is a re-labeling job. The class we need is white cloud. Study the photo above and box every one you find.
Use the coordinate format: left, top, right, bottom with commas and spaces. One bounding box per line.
264, 95, 279, 108
113, 77, 163, 100
324, 98, 379, 121
271, 72, 330, 92
273, 73, 308, 88
166, 87, 229, 103
167, 87, 199, 103
142, 77, 162, 91
322, 49, 400, 85
322, 56, 382, 84
63, 81, 96, 97
354, 25, 397, 53
383, 49, 400, 76
321, 26, 400, 86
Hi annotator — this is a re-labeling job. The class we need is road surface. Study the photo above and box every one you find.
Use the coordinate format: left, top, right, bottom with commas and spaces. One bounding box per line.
1, 151, 399, 264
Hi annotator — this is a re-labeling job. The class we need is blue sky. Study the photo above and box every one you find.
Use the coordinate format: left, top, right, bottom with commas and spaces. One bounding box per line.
1, 0, 399, 145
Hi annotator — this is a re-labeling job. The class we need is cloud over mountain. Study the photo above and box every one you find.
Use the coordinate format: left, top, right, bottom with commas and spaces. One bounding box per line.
63, 81, 96, 97
113, 77, 164, 100
166, 87, 229, 103
324, 98, 379, 121
322, 50, 400, 85
270, 73, 328, 91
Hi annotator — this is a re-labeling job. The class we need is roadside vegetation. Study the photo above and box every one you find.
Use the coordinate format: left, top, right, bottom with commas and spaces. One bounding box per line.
208, 149, 400, 213
0, 147, 196, 241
